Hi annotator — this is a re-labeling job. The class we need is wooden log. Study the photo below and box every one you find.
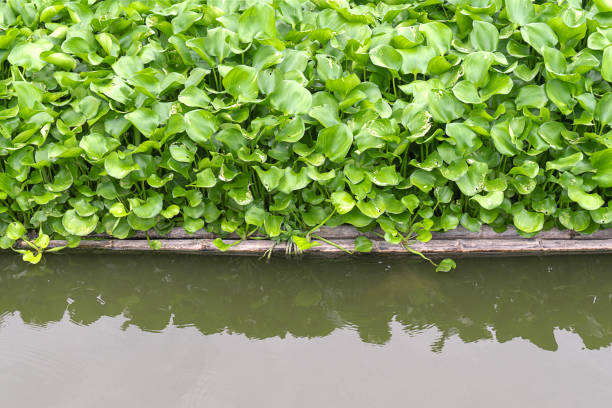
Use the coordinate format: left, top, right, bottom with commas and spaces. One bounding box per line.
19, 236, 612, 257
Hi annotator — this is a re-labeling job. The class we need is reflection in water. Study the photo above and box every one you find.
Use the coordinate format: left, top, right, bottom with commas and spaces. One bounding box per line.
0, 254, 611, 352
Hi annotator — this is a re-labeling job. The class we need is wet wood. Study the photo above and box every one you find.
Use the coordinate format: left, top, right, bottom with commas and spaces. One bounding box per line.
15, 227, 612, 257
89, 225, 612, 241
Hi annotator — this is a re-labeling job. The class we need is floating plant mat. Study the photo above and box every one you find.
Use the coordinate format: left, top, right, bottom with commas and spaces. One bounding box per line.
0, 0, 611, 270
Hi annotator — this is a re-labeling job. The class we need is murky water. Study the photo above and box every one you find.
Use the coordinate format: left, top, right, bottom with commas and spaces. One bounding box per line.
0, 253, 611, 407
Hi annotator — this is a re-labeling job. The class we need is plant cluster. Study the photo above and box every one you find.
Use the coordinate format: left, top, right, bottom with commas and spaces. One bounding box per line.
0, 0, 611, 268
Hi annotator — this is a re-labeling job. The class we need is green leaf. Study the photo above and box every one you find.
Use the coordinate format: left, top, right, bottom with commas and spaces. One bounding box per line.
148, 240, 162, 250
472, 191, 504, 210
125, 108, 160, 137
398, 46, 437, 75
6, 222, 26, 240
183, 216, 206, 233
40, 51, 77, 70
603, 46, 612, 83
245, 206, 266, 227
491, 121, 520, 156
112, 56, 144, 79
276, 117, 305, 143
133, 192, 163, 218
354, 236, 372, 253
22, 251, 42, 264
316, 55, 342, 82
521, 23, 558, 52
12, 81, 42, 109
445, 123, 481, 156
410, 169, 436, 193
104, 152, 139, 179
436, 258, 456, 272
505, 0, 534, 25
546, 79, 574, 115
591, 206, 612, 224
427, 90, 465, 123
169, 144, 195, 163
278, 168, 310, 194
463, 51, 495, 87
460, 213, 481, 232
538, 121, 565, 150
62, 37, 96, 56
110, 202, 128, 217
456, 162, 488, 196
128, 213, 158, 231
452, 81, 481, 104
441, 211, 459, 231
513, 209, 544, 233
591, 148, 612, 188
228, 188, 253, 206
46, 168, 74, 192
238, 3, 276, 43
369, 45, 402, 71
292, 235, 321, 251
370, 166, 400, 186
325, 74, 360, 99
316, 124, 353, 163
161, 205, 180, 219
178, 86, 211, 108
264, 213, 282, 237
223, 65, 259, 101
470, 21, 499, 52
34, 232, 50, 250
330, 191, 356, 214
480, 73, 513, 101
216, 128, 247, 152
270, 81, 312, 115
212, 238, 232, 251
193, 168, 217, 188
567, 186, 604, 211
184, 110, 218, 145
401, 195, 420, 213
340, 206, 374, 227
420, 22, 453, 55
172, 11, 201, 34
62, 209, 98, 236
304, 207, 330, 227
254, 46, 284, 70
8, 39, 53, 71
546, 152, 583, 171
595, 0, 612, 12
516, 85, 548, 109
254, 166, 284, 191
596, 94, 612, 127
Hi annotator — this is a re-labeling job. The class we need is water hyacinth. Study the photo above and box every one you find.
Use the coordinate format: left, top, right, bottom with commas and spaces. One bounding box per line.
0, 0, 611, 269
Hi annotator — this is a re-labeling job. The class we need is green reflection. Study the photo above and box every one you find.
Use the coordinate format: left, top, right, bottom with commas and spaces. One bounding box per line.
0, 254, 611, 351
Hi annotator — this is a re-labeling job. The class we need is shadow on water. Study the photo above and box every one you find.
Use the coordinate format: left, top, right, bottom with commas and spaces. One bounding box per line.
0, 254, 611, 352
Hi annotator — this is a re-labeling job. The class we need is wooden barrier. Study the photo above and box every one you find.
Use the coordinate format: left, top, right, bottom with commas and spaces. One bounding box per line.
14, 226, 612, 257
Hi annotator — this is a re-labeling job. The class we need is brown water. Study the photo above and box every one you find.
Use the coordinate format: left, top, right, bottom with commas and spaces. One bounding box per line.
0, 254, 611, 407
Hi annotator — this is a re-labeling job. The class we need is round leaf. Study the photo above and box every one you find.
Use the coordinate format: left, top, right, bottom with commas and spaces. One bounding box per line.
316, 124, 353, 163
270, 80, 312, 115
184, 110, 218, 145
513, 209, 544, 233
62, 209, 99, 236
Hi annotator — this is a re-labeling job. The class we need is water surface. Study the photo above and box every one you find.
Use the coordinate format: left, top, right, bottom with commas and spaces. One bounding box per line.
0, 254, 611, 407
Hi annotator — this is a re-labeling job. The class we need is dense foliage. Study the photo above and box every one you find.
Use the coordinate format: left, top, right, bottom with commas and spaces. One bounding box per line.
0, 0, 611, 267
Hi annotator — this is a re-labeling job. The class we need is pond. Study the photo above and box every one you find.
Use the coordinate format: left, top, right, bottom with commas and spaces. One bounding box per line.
1, 253, 611, 407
